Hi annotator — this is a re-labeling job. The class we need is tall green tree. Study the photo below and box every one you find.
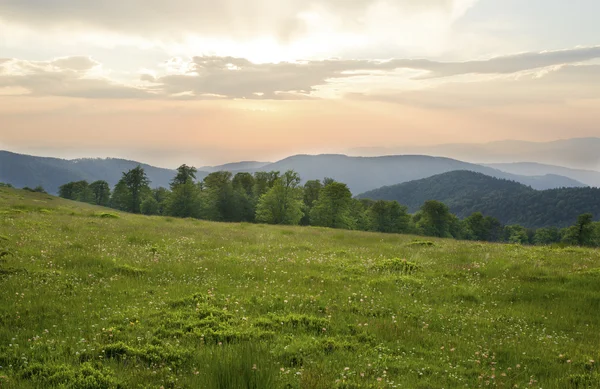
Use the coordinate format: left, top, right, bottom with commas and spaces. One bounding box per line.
255, 170, 303, 225
58, 181, 77, 200
110, 180, 131, 212
301, 180, 322, 225
368, 200, 411, 233
89, 180, 111, 206
350, 199, 373, 232
593, 222, 600, 247
152, 187, 171, 215
171, 164, 197, 189
464, 212, 503, 242
416, 200, 453, 238
167, 181, 202, 218
232, 173, 256, 222
504, 225, 530, 244
122, 165, 151, 214
203, 171, 236, 221
233, 173, 255, 197
59, 181, 90, 201
485, 216, 504, 242
310, 181, 354, 229
562, 213, 595, 246
253, 171, 280, 199
533, 227, 561, 245
448, 214, 465, 240
166, 165, 201, 218
303, 180, 322, 208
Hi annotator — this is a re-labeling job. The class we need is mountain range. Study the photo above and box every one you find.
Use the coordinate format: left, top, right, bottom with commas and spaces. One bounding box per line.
483, 162, 600, 188
206, 154, 586, 194
357, 170, 600, 228
0, 150, 595, 196
199, 161, 270, 172
348, 137, 600, 171
0, 151, 185, 195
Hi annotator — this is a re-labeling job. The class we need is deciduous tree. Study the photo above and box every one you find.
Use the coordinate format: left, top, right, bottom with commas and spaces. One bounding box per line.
255, 170, 303, 225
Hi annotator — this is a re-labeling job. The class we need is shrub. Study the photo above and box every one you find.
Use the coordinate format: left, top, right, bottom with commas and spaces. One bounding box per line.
374, 258, 420, 274
20, 362, 121, 389
407, 240, 435, 247
94, 212, 120, 219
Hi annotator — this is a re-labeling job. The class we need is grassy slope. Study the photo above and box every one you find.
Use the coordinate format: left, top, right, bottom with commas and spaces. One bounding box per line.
1, 187, 600, 389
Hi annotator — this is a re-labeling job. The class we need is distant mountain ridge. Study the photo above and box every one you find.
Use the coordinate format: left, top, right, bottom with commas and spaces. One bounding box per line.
0, 151, 190, 195
349, 137, 600, 171
484, 162, 600, 188
249, 154, 585, 194
199, 161, 271, 172
0, 150, 586, 195
357, 170, 600, 228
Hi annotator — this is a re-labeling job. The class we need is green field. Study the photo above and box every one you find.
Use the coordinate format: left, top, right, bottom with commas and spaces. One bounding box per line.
1, 187, 600, 388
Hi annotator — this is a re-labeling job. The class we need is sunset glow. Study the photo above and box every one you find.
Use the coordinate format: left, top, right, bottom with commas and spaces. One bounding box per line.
1, 0, 599, 166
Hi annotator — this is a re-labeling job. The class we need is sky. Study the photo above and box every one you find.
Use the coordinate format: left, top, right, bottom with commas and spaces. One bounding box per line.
1, 0, 599, 167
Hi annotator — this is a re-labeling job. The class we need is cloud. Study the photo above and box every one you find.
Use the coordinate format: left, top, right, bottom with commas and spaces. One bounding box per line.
148, 47, 600, 99
0, 0, 478, 58
400, 46, 600, 78
350, 64, 600, 108
0, 0, 471, 33
50, 56, 99, 72
0, 57, 150, 98
2, 46, 599, 101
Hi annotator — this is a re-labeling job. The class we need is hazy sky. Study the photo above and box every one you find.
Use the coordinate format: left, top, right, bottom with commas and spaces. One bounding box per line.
1, 0, 599, 167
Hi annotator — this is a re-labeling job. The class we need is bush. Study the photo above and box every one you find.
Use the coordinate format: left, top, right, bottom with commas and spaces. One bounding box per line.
20, 362, 121, 389
93, 212, 120, 219
22, 185, 47, 193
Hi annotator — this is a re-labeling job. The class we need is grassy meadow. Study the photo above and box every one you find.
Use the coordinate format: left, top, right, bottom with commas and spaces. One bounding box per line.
1, 186, 600, 388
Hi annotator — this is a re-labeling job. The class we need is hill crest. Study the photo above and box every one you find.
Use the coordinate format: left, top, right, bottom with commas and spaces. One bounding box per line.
357, 170, 600, 228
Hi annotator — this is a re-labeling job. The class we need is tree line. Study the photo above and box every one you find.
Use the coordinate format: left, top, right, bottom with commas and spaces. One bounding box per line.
56, 165, 600, 247
358, 170, 600, 229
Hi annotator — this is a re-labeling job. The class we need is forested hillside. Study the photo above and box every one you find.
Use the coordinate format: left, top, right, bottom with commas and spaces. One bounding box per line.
47, 164, 600, 247
486, 162, 600, 187
358, 170, 600, 228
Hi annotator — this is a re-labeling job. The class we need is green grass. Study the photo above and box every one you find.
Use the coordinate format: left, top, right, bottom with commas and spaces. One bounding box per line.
1, 186, 600, 388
